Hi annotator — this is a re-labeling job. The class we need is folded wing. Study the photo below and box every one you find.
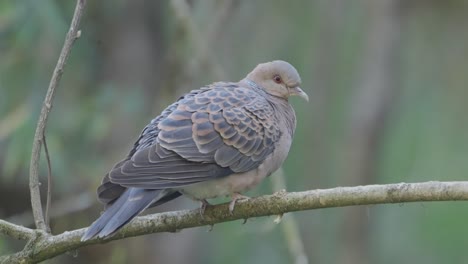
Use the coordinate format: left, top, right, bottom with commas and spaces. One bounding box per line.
99, 83, 281, 204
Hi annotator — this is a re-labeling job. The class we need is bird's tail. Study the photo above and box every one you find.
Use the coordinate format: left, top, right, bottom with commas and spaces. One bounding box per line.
81, 188, 165, 241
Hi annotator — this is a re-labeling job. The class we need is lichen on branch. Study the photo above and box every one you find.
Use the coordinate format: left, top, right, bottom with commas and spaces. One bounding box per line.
2, 181, 468, 264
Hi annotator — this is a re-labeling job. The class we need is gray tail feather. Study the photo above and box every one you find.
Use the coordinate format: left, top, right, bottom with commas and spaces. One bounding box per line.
81, 188, 163, 241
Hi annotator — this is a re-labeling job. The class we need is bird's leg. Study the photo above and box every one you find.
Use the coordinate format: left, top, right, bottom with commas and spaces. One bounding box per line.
229, 193, 250, 214
199, 199, 211, 218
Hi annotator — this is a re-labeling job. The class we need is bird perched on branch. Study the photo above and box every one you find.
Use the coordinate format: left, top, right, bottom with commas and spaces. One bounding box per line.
82, 60, 308, 241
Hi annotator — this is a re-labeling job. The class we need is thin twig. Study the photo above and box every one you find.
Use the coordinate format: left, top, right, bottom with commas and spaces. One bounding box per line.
2, 181, 468, 263
42, 135, 52, 233
28, 0, 86, 231
271, 169, 309, 264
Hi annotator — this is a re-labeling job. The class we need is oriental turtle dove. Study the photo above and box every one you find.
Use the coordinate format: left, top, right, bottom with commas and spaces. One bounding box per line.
82, 60, 308, 241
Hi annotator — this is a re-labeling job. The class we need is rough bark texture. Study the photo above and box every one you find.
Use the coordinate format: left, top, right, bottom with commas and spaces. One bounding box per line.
1, 181, 468, 264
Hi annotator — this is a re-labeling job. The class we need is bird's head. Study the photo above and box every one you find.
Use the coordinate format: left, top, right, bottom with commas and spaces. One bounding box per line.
245, 60, 309, 102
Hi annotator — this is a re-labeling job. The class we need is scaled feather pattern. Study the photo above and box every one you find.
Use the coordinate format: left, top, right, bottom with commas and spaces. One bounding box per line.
82, 60, 308, 241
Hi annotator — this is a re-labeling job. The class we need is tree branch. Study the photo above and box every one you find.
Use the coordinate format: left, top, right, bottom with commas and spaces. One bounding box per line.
28, 0, 86, 231
2, 181, 468, 264
0, 220, 34, 241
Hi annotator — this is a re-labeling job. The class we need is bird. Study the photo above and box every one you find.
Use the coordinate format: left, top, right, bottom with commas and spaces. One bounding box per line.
81, 60, 308, 241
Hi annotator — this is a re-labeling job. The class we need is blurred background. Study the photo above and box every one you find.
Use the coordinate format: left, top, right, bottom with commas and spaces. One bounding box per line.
2, 0, 468, 263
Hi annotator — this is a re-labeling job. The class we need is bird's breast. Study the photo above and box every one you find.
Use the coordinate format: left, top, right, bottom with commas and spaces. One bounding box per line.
179, 132, 292, 200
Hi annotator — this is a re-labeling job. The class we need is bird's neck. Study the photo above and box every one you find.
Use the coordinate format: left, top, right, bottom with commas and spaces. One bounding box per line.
270, 96, 297, 137
241, 78, 297, 137
241, 78, 262, 91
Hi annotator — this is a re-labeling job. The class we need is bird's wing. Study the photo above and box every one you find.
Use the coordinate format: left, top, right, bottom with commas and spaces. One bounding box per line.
107, 83, 281, 190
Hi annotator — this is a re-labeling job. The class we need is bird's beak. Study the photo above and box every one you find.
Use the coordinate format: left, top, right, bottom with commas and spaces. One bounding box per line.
289, 87, 309, 102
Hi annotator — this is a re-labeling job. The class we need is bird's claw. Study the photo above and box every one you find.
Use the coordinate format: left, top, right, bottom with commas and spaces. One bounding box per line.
199, 199, 211, 219
229, 193, 250, 215
273, 214, 283, 224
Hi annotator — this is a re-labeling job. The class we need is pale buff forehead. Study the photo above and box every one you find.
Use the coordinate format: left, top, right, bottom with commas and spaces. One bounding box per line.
253, 60, 301, 86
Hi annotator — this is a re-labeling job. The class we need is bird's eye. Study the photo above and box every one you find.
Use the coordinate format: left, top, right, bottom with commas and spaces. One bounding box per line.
273, 75, 282, 84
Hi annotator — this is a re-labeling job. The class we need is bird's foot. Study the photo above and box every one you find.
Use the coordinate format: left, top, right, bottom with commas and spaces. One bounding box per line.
199, 199, 211, 218
229, 193, 250, 214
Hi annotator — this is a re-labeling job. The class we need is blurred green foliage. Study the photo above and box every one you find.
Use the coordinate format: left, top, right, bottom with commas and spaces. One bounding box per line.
2, 0, 468, 263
